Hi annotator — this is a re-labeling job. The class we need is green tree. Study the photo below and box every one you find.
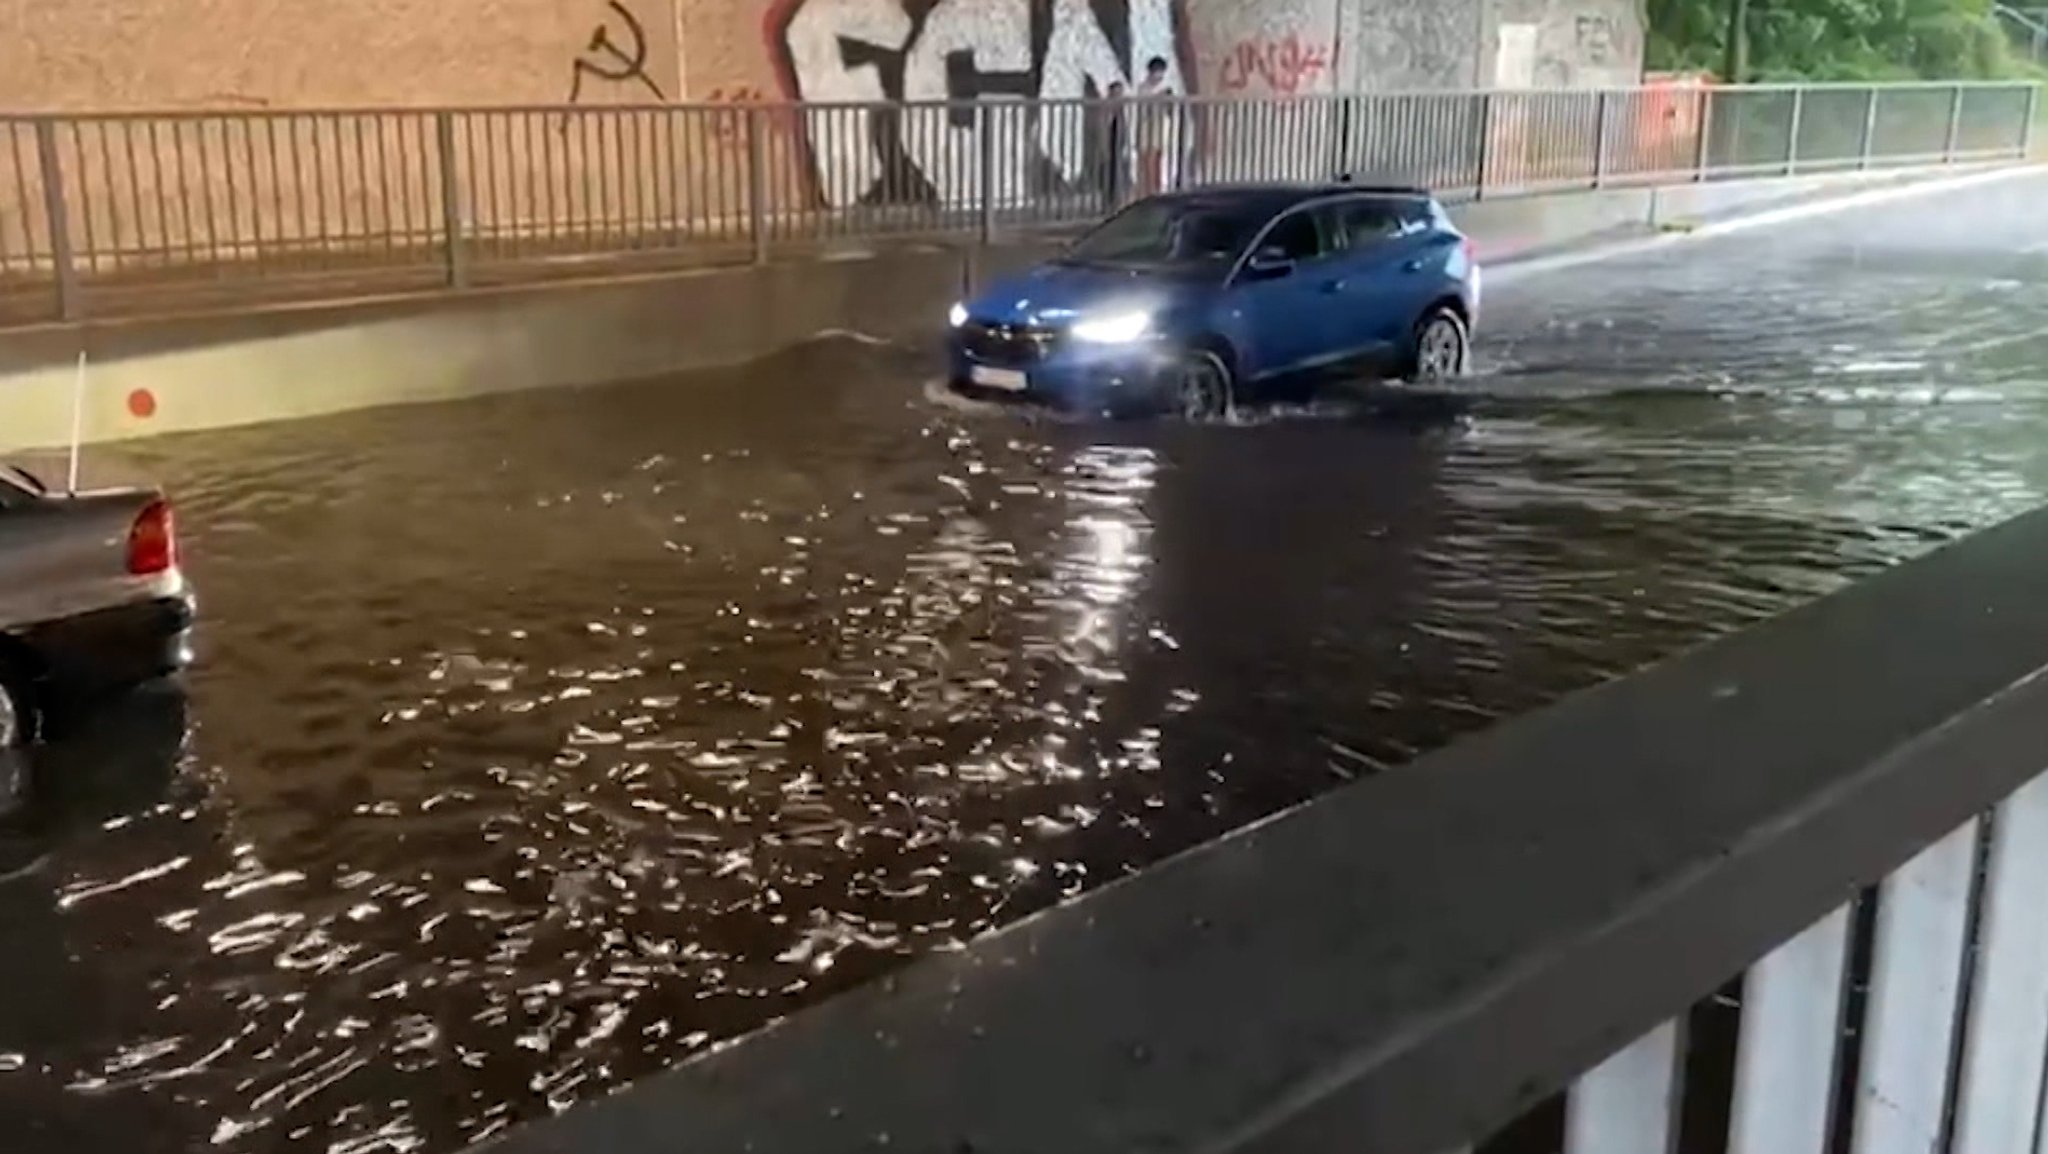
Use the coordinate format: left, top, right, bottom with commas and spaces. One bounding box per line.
1646, 0, 2030, 80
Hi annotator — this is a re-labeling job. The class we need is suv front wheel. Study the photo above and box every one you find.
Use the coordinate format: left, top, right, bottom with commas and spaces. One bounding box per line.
1171, 348, 1235, 421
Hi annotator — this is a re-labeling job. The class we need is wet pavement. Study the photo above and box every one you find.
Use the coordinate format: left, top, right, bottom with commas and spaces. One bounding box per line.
5, 171, 2048, 1154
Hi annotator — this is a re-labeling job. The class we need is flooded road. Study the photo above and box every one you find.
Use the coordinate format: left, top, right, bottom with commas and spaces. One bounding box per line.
6, 171, 2048, 1154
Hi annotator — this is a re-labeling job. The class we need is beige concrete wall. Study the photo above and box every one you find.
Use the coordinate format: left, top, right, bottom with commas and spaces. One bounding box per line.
0, 0, 688, 109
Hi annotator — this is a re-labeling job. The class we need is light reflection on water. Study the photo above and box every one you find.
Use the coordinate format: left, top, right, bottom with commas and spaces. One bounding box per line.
2, 178, 2047, 1153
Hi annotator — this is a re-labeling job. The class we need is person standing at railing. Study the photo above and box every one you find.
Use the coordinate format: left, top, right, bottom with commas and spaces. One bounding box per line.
1132, 56, 1183, 195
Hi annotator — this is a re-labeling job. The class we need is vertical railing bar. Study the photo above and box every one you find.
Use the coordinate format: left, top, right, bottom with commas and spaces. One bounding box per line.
461, 112, 482, 261
1849, 818, 1981, 1154
68, 122, 100, 276
348, 114, 369, 251
1564, 1017, 1685, 1154
2021, 84, 2040, 158
242, 117, 265, 266
285, 116, 308, 263
1785, 87, 1805, 176
1693, 86, 1714, 181
1858, 87, 1880, 171
1474, 92, 1494, 200
979, 101, 995, 245
748, 106, 767, 265
310, 114, 331, 262
1591, 89, 1611, 189
121, 121, 146, 266
91, 122, 125, 267
1943, 84, 1965, 163
1727, 904, 1852, 1154
484, 112, 504, 257
1951, 770, 2048, 1154
262, 118, 284, 256
5, 126, 34, 273
374, 114, 395, 257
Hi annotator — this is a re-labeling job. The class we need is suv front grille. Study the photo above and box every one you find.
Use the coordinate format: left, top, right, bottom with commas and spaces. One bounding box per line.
961, 320, 1060, 365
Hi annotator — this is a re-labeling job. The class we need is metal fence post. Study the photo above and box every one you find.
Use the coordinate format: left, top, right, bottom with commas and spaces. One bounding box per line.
32, 118, 79, 322
1857, 86, 1880, 170
977, 101, 996, 245
1691, 86, 1714, 183
1474, 92, 1495, 200
1943, 84, 1965, 163
1784, 86, 1804, 176
747, 106, 768, 265
1591, 90, 1611, 189
2023, 84, 2042, 159
435, 111, 467, 289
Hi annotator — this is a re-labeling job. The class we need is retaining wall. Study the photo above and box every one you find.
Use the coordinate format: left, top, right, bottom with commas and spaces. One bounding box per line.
0, 163, 2016, 454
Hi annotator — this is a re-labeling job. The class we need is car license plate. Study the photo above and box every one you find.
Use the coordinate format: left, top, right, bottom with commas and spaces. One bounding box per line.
970, 365, 1028, 391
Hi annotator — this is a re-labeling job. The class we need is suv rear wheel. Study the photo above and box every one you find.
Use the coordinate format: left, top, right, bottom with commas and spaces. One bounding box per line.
1403, 306, 1470, 385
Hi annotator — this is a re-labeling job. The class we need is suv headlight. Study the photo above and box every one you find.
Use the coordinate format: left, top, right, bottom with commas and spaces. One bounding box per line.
948, 302, 969, 328
1072, 311, 1152, 343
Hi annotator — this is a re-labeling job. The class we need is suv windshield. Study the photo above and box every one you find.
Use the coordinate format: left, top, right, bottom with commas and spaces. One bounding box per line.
1061, 198, 1268, 271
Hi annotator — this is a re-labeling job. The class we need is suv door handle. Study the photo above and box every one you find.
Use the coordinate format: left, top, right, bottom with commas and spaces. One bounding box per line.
1319, 279, 1345, 294
1401, 258, 1427, 272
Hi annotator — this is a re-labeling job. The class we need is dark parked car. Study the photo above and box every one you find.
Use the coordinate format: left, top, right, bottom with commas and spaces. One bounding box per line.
0, 461, 194, 747
947, 182, 1481, 418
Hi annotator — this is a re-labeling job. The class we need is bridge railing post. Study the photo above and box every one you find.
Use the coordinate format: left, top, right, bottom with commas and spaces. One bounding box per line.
32, 117, 79, 322
2021, 84, 2041, 158
1591, 89, 1611, 189
1858, 86, 1881, 170
747, 105, 768, 265
1943, 83, 1966, 163
978, 101, 996, 246
1784, 86, 1804, 176
1474, 91, 1495, 200
1691, 85, 1714, 182
435, 110, 467, 290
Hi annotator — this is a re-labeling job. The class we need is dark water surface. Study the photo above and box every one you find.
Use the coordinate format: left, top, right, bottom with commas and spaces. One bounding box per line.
6, 173, 2048, 1153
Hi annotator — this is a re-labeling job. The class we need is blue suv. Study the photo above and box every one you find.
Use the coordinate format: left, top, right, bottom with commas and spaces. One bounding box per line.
946, 183, 1480, 418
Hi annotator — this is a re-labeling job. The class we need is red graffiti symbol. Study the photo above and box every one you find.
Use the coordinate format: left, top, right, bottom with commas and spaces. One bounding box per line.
1219, 35, 1331, 96
126, 388, 157, 419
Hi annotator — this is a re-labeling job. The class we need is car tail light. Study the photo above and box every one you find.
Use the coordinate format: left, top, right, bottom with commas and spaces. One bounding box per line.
1462, 236, 1478, 264
127, 498, 176, 576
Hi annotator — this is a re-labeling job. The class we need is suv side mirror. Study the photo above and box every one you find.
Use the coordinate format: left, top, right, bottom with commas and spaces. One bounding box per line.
1244, 246, 1295, 280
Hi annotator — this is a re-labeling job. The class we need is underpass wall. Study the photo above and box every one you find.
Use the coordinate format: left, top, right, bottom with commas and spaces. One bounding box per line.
0, 163, 2017, 454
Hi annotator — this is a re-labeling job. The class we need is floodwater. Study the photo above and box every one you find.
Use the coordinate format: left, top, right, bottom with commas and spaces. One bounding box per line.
5, 171, 2048, 1154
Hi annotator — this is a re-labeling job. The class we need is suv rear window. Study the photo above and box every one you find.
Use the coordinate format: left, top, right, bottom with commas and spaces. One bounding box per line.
1331, 197, 1431, 250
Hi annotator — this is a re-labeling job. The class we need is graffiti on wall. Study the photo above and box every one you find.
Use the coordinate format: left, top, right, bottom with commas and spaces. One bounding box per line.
566, 0, 669, 103
1535, 12, 1625, 86
1217, 34, 1333, 95
1350, 4, 1466, 89
766, 0, 1189, 208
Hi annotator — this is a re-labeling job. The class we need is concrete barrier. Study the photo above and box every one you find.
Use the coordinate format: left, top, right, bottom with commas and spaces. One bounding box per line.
0, 163, 2021, 453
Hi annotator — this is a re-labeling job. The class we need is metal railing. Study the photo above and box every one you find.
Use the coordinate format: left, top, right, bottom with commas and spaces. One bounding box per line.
0, 80, 2038, 324
467, 502, 2048, 1154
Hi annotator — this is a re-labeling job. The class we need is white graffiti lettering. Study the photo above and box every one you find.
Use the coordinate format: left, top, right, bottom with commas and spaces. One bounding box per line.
771, 0, 1187, 209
